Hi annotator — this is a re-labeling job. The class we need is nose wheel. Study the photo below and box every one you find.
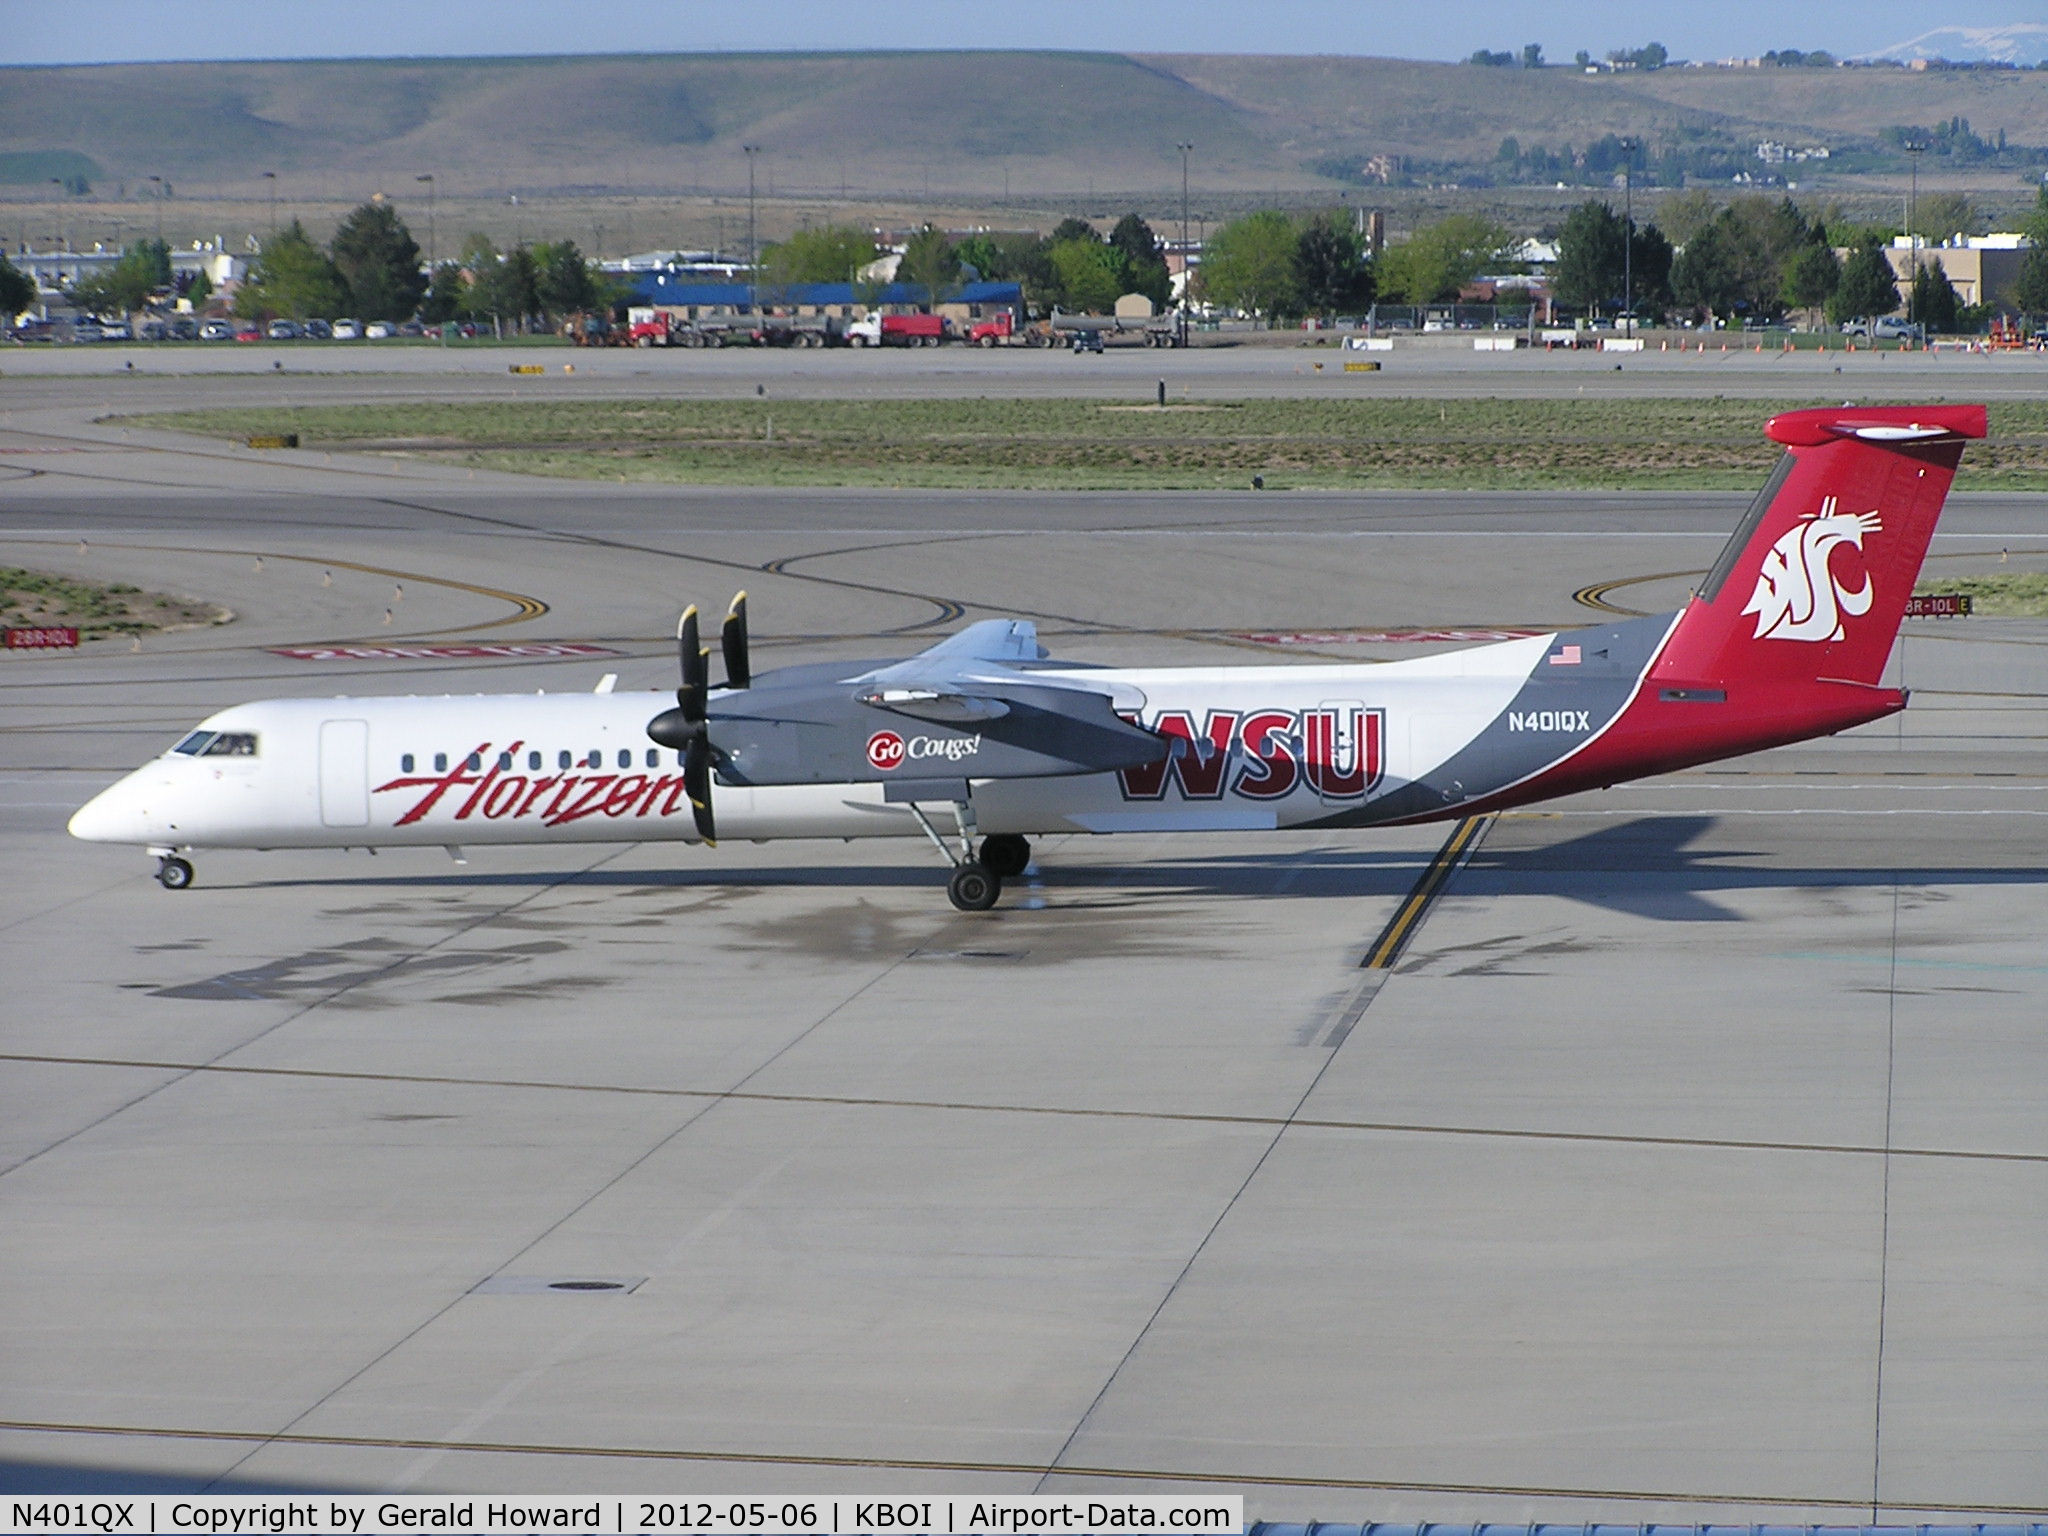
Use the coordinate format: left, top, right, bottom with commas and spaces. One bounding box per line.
946, 863, 1000, 912
156, 855, 195, 890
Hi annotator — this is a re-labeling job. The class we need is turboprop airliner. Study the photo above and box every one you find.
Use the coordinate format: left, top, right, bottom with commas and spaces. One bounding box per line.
71, 405, 1985, 910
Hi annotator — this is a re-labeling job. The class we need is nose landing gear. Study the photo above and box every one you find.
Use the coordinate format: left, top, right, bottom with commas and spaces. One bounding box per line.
156, 855, 195, 890
946, 863, 1000, 912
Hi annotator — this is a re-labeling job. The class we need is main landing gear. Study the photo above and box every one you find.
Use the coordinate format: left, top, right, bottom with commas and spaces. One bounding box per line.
903, 801, 1030, 911
155, 854, 195, 890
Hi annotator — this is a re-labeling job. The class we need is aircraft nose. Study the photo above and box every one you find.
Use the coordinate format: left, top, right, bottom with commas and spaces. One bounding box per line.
69, 775, 148, 843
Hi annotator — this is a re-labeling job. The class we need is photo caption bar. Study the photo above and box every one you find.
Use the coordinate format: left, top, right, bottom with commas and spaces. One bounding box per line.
7, 1496, 1243, 1536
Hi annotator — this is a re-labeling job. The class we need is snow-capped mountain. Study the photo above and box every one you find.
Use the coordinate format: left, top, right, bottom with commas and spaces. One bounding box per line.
1867, 24, 2048, 63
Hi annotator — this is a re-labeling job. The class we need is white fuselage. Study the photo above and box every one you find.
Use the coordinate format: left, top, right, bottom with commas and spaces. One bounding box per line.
70, 635, 1565, 854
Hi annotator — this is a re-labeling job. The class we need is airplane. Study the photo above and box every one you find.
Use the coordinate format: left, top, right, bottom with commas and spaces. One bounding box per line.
70, 404, 1985, 911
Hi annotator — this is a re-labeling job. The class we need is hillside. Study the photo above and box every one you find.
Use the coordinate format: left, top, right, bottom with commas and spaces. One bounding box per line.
3, 51, 2046, 200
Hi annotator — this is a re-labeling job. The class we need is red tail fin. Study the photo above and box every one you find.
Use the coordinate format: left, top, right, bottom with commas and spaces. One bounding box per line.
1652, 404, 1985, 690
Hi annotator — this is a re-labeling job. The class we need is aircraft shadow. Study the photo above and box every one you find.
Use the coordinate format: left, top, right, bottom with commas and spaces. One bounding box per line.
0, 1455, 350, 1494
212, 815, 2048, 923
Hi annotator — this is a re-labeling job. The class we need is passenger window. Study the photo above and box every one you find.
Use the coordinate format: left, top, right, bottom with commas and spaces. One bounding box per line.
528, 751, 541, 771
467, 753, 482, 771
645, 748, 658, 768
617, 749, 631, 769
434, 753, 448, 772
498, 752, 513, 771
558, 750, 571, 770
171, 731, 216, 756
202, 732, 258, 756
401, 754, 415, 773
586, 749, 600, 768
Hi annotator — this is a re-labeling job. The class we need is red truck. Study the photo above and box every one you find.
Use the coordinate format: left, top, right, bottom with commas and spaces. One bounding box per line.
845, 312, 946, 347
965, 312, 1055, 348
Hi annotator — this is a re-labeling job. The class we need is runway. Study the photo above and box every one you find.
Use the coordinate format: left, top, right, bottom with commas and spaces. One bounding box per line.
2, 367, 2046, 1516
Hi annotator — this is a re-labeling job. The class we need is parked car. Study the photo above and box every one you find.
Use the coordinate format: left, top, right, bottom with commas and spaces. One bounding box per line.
137, 321, 168, 341
169, 318, 200, 341
100, 322, 132, 341
10, 320, 58, 342
1841, 317, 1922, 340
302, 318, 332, 340
1070, 329, 1104, 354
364, 321, 396, 339
266, 319, 301, 340
71, 323, 106, 343
332, 318, 362, 339
398, 319, 426, 337
200, 319, 235, 340
233, 323, 262, 342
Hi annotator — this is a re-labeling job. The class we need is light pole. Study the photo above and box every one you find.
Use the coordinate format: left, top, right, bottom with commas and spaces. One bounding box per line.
1618, 138, 1636, 339
415, 174, 435, 268
48, 179, 67, 253
262, 171, 277, 235
743, 145, 761, 314
1176, 141, 1193, 345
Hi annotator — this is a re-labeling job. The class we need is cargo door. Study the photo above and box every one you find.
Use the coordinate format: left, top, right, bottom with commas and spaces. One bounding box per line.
318, 719, 371, 827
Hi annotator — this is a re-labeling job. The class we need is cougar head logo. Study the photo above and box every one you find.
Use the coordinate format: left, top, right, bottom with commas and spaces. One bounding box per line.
1742, 498, 1882, 642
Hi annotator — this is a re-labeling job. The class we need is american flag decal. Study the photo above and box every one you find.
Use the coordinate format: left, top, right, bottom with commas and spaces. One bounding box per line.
1548, 644, 1582, 666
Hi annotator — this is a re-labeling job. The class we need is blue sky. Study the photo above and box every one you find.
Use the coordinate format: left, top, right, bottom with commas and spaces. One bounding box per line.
9, 0, 2045, 66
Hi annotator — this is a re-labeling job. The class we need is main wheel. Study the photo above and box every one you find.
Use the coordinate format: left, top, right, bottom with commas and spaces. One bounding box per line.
946, 864, 1001, 912
157, 856, 194, 891
977, 834, 1030, 879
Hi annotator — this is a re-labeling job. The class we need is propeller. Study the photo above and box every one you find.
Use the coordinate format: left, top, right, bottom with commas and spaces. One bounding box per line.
646, 606, 717, 843
722, 591, 750, 691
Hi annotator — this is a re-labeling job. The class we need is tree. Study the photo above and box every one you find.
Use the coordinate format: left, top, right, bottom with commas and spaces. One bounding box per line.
0, 251, 35, 319
1048, 238, 1129, 312
1291, 213, 1373, 316
1048, 217, 1096, 245
1656, 189, 1719, 247
329, 201, 426, 321
956, 231, 1059, 311
764, 224, 878, 285
184, 268, 213, 310
71, 238, 173, 317
2014, 246, 2048, 317
1781, 241, 1841, 322
1829, 238, 1901, 324
462, 236, 538, 332
1108, 214, 1172, 308
1671, 222, 1740, 320
1521, 43, 1544, 67
1552, 201, 1627, 315
418, 262, 467, 325
1908, 256, 1960, 332
534, 240, 597, 320
1374, 214, 1513, 304
897, 224, 960, 309
1469, 49, 1514, 66
1910, 191, 1978, 242
1197, 210, 1298, 318
233, 220, 347, 320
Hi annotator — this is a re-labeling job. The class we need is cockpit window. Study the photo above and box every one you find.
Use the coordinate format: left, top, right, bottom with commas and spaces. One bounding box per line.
201, 732, 259, 757
171, 731, 217, 756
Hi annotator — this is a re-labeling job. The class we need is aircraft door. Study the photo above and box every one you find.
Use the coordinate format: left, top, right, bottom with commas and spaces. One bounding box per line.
318, 719, 371, 827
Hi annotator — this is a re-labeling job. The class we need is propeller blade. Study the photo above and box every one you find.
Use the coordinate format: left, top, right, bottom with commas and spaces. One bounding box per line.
683, 737, 717, 844
677, 606, 706, 722
721, 591, 750, 690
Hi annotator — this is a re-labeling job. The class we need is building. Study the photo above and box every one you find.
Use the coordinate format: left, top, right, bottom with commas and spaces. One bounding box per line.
628, 277, 1023, 325
1880, 235, 2031, 313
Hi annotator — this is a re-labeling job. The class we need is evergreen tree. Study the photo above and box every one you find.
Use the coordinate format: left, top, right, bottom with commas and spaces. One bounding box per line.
0, 250, 35, 319
1290, 213, 1373, 316
329, 201, 427, 321
1552, 200, 1627, 315
1108, 214, 1173, 308
418, 262, 468, 325
2013, 246, 2048, 318
1908, 257, 1960, 333
1781, 242, 1841, 321
534, 240, 597, 320
1828, 238, 1900, 324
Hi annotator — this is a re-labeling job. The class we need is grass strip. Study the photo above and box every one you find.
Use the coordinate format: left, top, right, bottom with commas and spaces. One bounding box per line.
123, 397, 2048, 492
0, 568, 227, 638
